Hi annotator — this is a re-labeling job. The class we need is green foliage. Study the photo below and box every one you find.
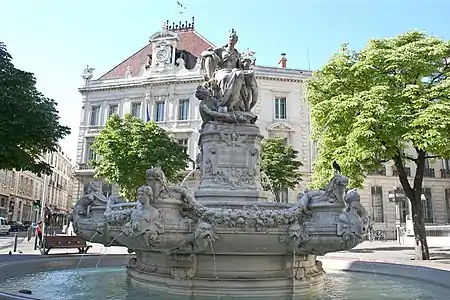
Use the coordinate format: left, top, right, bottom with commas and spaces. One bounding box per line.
0, 42, 70, 175
90, 114, 190, 201
260, 138, 303, 197
306, 31, 450, 189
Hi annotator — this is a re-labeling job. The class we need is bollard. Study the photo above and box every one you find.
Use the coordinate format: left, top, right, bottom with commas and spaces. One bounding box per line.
34, 235, 38, 250
13, 232, 18, 252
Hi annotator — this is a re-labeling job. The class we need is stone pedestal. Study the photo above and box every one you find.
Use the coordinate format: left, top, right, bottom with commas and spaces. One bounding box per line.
195, 122, 267, 204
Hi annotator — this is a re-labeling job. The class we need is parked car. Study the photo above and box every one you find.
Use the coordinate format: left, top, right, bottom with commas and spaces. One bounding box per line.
0, 217, 11, 235
7, 221, 25, 232
22, 221, 32, 230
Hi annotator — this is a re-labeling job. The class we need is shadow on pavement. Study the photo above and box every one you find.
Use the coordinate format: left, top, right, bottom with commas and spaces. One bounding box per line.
347, 246, 443, 253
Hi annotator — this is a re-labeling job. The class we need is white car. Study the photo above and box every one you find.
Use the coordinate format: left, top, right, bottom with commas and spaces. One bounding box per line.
0, 217, 11, 235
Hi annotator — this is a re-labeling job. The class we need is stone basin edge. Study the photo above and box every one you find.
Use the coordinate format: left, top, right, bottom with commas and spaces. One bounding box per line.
1, 255, 450, 299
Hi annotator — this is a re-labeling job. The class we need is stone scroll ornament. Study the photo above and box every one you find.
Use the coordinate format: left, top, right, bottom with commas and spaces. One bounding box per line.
197, 28, 259, 130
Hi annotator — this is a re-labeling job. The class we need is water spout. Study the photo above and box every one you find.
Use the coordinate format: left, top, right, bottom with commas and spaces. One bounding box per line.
261, 171, 276, 202
292, 236, 296, 300
76, 232, 99, 269
95, 232, 124, 268
208, 236, 220, 299
180, 169, 196, 187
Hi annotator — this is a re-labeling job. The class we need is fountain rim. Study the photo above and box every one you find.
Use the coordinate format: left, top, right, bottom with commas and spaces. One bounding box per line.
0, 255, 449, 299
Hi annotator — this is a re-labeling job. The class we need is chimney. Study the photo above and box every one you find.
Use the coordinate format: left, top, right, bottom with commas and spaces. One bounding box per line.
278, 53, 287, 68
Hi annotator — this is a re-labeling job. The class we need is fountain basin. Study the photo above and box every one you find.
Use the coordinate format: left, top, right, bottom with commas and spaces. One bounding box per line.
1, 255, 450, 299
71, 164, 367, 297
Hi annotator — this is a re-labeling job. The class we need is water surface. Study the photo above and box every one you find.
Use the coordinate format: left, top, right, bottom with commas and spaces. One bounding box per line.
0, 267, 448, 300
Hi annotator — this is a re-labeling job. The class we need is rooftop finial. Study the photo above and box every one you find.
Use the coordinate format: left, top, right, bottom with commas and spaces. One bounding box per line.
166, 16, 195, 32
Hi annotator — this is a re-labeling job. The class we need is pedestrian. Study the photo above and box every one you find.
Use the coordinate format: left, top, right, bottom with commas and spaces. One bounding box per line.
36, 221, 43, 247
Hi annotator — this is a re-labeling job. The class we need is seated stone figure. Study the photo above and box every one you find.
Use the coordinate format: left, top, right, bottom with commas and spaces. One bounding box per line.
196, 85, 232, 130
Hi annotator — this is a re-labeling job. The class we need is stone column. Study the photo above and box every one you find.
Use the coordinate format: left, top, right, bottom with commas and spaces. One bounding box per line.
195, 122, 267, 205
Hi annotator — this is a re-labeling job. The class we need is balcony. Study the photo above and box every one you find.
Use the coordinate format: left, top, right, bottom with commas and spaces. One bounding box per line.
423, 168, 435, 178
392, 167, 411, 177
77, 163, 93, 170
367, 166, 386, 176
73, 163, 95, 177
441, 169, 450, 179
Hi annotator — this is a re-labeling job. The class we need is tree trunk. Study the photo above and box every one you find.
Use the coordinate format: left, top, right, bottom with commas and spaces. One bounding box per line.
410, 195, 430, 260
393, 148, 430, 260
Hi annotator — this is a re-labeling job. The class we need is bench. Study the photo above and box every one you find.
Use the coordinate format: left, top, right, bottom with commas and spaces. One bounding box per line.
40, 235, 92, 255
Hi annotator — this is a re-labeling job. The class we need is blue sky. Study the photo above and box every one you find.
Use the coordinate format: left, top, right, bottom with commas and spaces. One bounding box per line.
1, 0, 449, 162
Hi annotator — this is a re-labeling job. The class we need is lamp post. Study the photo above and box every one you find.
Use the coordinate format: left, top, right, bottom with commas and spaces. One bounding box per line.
388, 187, 405, 244
39, 173, 49, 253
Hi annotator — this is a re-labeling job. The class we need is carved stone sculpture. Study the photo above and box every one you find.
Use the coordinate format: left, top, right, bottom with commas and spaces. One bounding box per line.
196, 29, 258, 130
73, 182, 107, 216
72, 25, 368, 298
297, 173, 349, 213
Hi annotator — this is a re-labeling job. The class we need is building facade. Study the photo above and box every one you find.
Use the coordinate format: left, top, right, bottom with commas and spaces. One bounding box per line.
0, 144, 76, 222
74, 19, 450, 237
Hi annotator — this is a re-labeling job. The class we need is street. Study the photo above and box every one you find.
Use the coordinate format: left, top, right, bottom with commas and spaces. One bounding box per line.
0, 231, 27, 250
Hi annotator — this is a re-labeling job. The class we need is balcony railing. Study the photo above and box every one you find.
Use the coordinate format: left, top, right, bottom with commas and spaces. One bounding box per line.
77, 163, 94, 170
367, 166, 386, 176
441, 169, 450, 179
423, 168, 435, 178
392, 167, 411, 177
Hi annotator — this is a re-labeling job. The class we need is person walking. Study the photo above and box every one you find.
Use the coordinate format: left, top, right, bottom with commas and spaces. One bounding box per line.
36, 221, 43, 247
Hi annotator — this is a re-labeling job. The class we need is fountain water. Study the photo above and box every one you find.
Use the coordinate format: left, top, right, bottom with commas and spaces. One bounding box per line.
180, 168, 197, 188
70, 28, 369, 298
260, 170, 276, 201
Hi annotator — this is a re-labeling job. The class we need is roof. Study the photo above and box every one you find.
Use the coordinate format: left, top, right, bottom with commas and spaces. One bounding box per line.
99, 30, 214, 80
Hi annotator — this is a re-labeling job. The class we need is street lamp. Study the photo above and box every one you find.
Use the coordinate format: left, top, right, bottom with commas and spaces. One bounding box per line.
388, 187, 405, 244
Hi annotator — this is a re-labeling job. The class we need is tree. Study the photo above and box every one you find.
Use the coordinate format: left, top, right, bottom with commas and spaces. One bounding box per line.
306, 31, 450, 260
260, 138, 303, 202
90, 114, 190, 201
0, 42, 70, 175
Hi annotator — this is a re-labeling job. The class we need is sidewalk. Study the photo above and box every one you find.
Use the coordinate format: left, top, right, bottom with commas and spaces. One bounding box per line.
321, 239, 450, 272
0, 236, 128, 257
0, 236, 25, 251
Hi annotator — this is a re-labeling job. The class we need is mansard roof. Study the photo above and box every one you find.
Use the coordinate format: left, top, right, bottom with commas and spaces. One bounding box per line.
99, 21, 214, 80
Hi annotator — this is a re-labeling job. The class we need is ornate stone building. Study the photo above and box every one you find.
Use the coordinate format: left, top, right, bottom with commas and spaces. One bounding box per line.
74, 18, 450, 237
0, 144, 76, 222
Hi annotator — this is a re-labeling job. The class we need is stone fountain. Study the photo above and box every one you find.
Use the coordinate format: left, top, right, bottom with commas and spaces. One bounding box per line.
72, 28, 368, 298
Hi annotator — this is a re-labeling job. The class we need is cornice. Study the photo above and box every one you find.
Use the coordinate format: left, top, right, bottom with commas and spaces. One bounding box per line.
79, 66, 311, 94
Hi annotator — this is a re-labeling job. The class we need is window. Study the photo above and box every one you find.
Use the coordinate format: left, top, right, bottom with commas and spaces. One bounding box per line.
85, 139, 96, 162
83, 183, 90, 194
274, 97, 287, 119
421, 188, 434, 223
131, 102, 141, 118
276, 187, 289, 203
177, 139, 188, 153
371, 186, 384, 222
90, 106, 100, 125
400, 197, 409, 223
424, 158, 430, 169
178, 99, 189, 120
446, 189, 450, 223
108, 104, 118, 118
443, 159, 450, 170
155, 101, 165, 122
102, 183, 113, 198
